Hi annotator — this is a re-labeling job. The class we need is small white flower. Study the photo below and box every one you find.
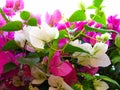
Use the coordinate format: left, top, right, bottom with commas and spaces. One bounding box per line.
96, 33, 111, 42
48, 75, 73, 90
91, 42, 108, 55
23, 23, 59, 49
93, 79, 109, 90
39, 23, 59, 42
101, 33, 111, 41
23, 26, 45, 49
14, 30, 26, 47
71, 40, 111, 67
70, 39, 81, 48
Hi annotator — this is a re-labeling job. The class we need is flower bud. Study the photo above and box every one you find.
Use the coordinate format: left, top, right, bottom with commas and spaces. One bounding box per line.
101, 33, 111, 42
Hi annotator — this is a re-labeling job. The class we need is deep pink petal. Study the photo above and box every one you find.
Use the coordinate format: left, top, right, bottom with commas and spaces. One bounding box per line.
84, 66, 99, 75
58, 38, 68, 48
0, 14, 6, 27
49, 51, 72, 76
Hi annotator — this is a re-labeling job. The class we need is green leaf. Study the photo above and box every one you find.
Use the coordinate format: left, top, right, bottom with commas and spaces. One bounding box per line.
110, 49, 119, 59
77, 73, 95, 81
2, 40, 20, 50
58, 30, 68, 39
51, 40, 58, 49
82, 81, 93, 90
115, 35, 120, 48
63, 44, 89, 54
20, 11, 30, 20
84, 25, 109, 34
112, 56, 120, 64
72, 83, 83, 90
3, 62, 17, 73
90, 13, 106, 25
69, 10, 86, 22
48, 48, 55, 61
87, 5, 96, 9
93, 0, 103, 8
1, 21, 22, 31
96, 75, 120, 88
18, 53, 40, 68
79, 2, 86, 11
27, 18, 37, 26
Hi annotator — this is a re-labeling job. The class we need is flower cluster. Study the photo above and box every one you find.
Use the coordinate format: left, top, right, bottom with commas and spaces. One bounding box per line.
0, 0, 120, 90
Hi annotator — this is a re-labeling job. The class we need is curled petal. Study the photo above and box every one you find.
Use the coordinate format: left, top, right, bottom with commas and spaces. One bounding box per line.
90, 54, 111, 67
91, 42, 108, 55
93, 80, 109, 90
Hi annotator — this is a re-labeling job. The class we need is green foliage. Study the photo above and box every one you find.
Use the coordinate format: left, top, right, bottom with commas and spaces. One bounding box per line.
87, 5, 96, 9
79, 2, 86, 11
112, 56, 120, 65
2, 40, 20, 50
78, 73, 95, 81
58, 30, 69, 39
82, 81, 93, 90
18, 53, 40, 68
20, 11, 30, 20
90, 12, 106, 25
48, 40, 59, 60
115, 35, 120, 48
87, 0, 106, 25
27, 17, 38, 26
72, 83, 83, 90
3, 62, 17, 73
84, 25, 109, 34
96, 75, 120, 88
63, 44, 89, 54
93, 0, 104, 8
1, 21, 22, 31
69, 10, 86, 22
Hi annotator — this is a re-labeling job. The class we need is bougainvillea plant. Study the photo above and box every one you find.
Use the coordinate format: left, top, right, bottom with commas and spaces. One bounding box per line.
0, 0, 120, 90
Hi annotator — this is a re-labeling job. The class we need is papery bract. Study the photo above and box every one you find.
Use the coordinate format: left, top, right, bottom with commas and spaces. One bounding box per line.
14, 30, 36, 52
56, 22, 71, 30
107, 15, 120, 39
58, 38, 68, 48
23, 26, 45, 49
0, 51, 18, 74
94, 23, 102, 28
0, 31, 14, 50
14, 30, 26, 47
49, 51, 72, 76
79, 66, 99, 75
0, 35, 7, 50
0, 14, 6, 27
14, 0, 24, 11
74, 21, 87, 31
49, 51, 77, 85
84, 66, 99, 75
63, 64, 78, 85
39, 23, 59, 42
93, 80, 109, 90
23, 24, 59, 49
46, 10, 62, 26
83, 32, 98, 45
3, 0, 24, 16
48, 75, 73, 90
2, 7, 15, 16
71, 40, 111, 67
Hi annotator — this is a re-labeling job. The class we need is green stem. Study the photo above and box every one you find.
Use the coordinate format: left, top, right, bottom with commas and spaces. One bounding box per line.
62, 15, 96, 52
0, 8, 9, 23
108, 30, 119, 34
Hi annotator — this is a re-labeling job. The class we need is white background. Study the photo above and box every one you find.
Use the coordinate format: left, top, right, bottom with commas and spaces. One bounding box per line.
0, 0, 120, 18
